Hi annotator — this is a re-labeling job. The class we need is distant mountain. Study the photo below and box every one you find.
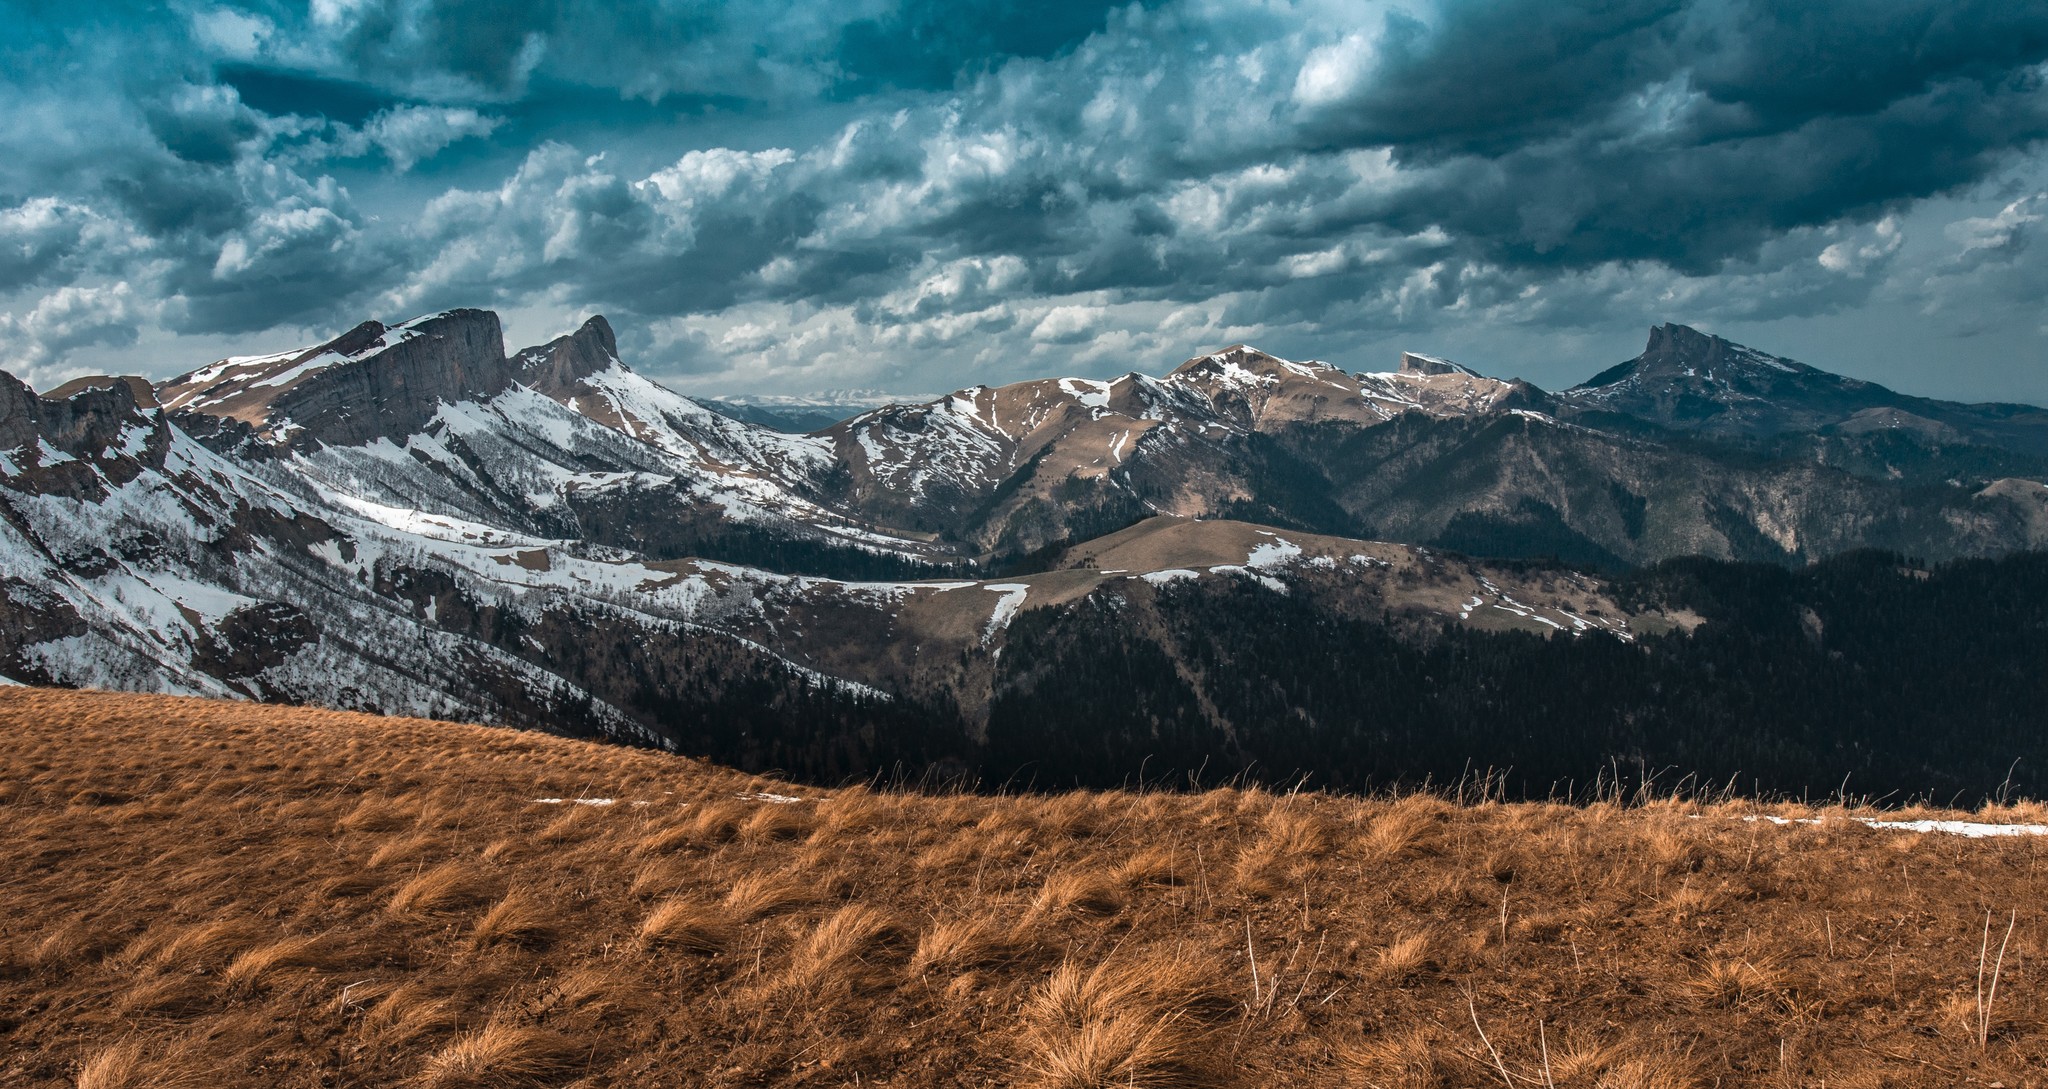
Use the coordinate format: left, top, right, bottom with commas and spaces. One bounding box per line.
1562, 322, 2048, 453
788, 335, 2048, 565
697, 390, 911, 433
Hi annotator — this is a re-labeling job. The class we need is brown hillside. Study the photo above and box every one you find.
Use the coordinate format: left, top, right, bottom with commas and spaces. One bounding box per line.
3, 688, 2047, 1087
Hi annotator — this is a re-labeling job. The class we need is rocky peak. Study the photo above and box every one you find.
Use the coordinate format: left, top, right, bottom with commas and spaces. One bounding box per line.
271, 308, 509, 447
156, 308, 512, 448
513, 315, 619, 398
1397, 352, 1480, 378
0, 367, 168, 490
1579, 323, 1811, 392
1169, 344, 1298, 382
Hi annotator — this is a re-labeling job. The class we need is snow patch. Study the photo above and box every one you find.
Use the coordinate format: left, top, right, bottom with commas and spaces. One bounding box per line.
1245, 537, 1302, 570
1713, 814, 2048, 838
1058, 378, 1112, 409
982, 583, 1030, 644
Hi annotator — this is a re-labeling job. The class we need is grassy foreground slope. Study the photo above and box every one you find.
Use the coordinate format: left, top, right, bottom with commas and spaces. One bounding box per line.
3, 690, 2047, 1088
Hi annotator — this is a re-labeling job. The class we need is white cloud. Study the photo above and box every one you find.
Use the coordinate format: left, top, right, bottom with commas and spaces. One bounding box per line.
1293, 33, 1376, 108
1946, 194, 2044, 256
360, 106, 503, 172
0, 282, 147, 375
1817, 216, 1903, 276
187, 8, 273, 58
1030, 305, 1100, 343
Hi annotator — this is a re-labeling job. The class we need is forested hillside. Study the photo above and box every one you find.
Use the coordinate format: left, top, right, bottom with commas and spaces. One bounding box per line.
982, 550, 2048, 801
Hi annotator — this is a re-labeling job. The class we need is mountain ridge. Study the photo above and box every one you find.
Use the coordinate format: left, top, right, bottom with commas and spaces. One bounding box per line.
7, 310, 2048, 790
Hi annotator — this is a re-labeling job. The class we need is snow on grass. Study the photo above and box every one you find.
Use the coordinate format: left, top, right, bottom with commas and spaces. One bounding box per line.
1138, 569, 1199, 585
1244, 536, 1302, 570
737, 791, 805, 804
982, 583, 1030, 644
1711, 814, 2048, 838
535, 797, 617, 806
1058, 377, 1112, 409
1207, 565, 1287, 593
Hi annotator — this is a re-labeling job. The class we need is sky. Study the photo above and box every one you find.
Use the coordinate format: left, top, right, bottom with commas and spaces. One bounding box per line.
2, 0, 2046, 404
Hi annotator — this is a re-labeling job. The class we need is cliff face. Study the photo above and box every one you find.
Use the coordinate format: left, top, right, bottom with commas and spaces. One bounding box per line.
265, 309, 511, 448
514, 315, 619, 398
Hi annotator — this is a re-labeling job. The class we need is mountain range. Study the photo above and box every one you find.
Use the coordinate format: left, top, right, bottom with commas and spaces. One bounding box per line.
5, 309, 2048, 794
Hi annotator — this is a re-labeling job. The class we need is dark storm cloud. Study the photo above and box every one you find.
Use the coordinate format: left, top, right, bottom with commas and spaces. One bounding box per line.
831, 0, 1127, 93
2, 0, 2046, 394
1297, 0, 2048, 271
218, 66, 401, 126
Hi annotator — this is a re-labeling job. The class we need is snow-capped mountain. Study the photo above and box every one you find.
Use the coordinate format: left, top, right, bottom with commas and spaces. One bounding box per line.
819, 343, 1551, 552
8, 306, 2048, 767
157, 309, 913, 564
1, 334, 1647, 761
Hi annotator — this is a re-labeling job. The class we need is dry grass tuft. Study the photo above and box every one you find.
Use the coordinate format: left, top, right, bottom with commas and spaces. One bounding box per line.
1373, 932, 1432, 981
1335, 1027, 1440, 1089
628, 821, 698, 857
1681, 957, 1789, 1010
221, 933, 333, 991
121, 917, 258, 970
467, 889, 559, 949
1362, 795, 1446, 860
361, 982, 461, 1048
741, 802, 815, 842
74, 1036, 212, 1089
338, 796, 414, 834
1031, 868, 1126, 917
784, 903, 912, 991
911, 914, 1035, 975
388, 862, 500, 916
721, 872, 818, 921
1115, 846, 1190, 887
636, 897, 734, 954
1019, 951, 1235, 1089
410, 1021, 584, 1088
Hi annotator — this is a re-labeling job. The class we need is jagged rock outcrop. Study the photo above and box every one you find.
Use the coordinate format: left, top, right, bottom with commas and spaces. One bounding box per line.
156, 309, 511, 447
261, 309, 512, 447
513, 314, 619, 397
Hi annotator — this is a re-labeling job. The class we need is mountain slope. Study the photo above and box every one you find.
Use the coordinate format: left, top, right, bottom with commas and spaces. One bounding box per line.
819, 344, 1547, 553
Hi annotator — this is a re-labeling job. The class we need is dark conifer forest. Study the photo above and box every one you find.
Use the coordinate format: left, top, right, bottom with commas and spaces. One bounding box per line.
967, 550, 2048, 802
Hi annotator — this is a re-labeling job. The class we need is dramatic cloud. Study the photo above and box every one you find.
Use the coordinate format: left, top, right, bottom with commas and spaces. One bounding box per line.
0, 0, 2044, 399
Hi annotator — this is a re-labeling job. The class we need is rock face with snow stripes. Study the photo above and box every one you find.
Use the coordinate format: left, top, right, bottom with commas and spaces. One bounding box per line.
816, 343, 1548, 554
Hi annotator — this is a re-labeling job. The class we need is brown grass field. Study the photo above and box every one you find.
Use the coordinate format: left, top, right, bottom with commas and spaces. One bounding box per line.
3, 687, 2047, 1087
